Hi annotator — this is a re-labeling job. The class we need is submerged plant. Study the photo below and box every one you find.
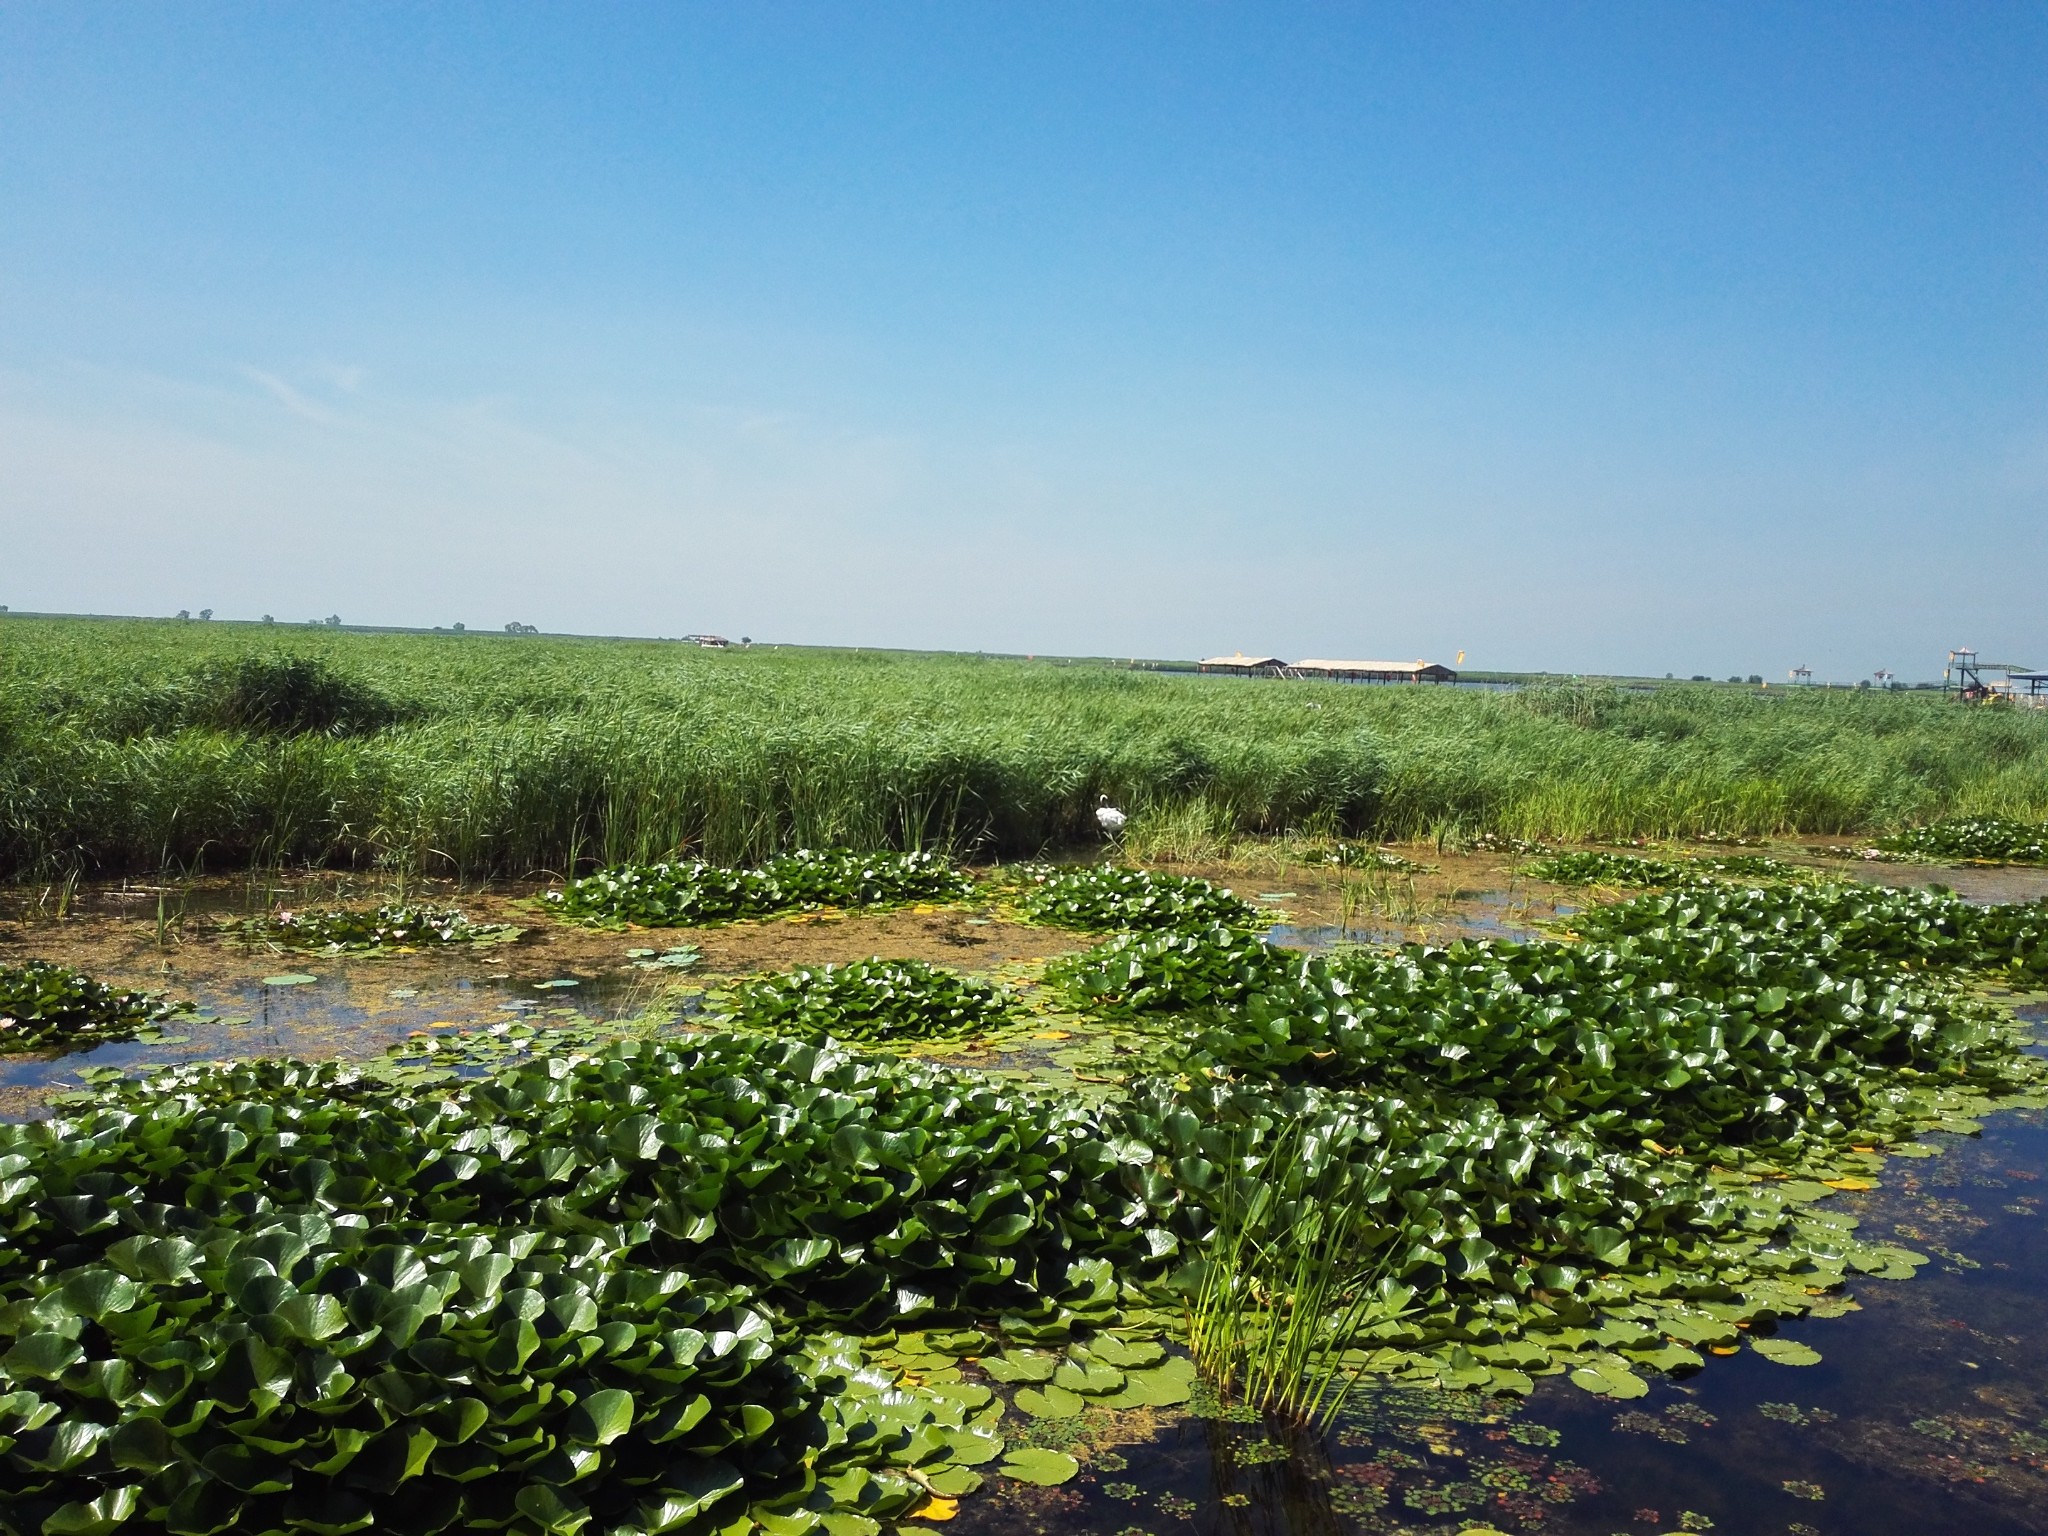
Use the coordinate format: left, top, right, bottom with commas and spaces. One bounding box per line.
725, 957, 1013, 1043
0, 960, 183, 1053
236, 903, 523, 952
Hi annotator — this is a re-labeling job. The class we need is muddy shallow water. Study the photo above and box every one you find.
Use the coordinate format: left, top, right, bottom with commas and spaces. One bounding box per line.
5, 850, 2048, 1533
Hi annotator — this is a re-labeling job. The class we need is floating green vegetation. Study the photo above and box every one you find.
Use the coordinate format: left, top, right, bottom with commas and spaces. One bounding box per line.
1326, 1386, 1605, 1528
0, 1038, 1177, 1536
235, 904, 524, 952
1051, 924, 1293, 1015
1565, 878, 2048, 981
1068, 880, 2048, 1157
0, 960, 184, 1054
1312, 844, 1432, 872
1527, 849, 1816, 886
1879, 815, 2048, 864
9, 858, 2048, 1531
625, 946, 702, 973
543, 849, 970, 928
1010, 864, 1263, 933
723, 958, 1015, 1045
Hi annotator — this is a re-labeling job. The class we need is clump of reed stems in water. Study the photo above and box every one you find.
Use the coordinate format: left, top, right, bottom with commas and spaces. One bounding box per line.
1186, 1125, 1412, 1430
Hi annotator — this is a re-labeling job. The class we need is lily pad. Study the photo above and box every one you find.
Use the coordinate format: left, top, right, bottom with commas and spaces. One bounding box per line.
1012, 1385, 1084, 1419
261, 974, 319, 987
1751, 1338, 1823, 1366
1567, 1362, 1648, 1399
997, 1448, 1079, 1486
978, 1352, 1056, 1384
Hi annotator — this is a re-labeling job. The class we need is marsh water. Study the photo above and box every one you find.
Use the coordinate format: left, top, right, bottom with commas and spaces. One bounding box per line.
5, 865, 2048, 1535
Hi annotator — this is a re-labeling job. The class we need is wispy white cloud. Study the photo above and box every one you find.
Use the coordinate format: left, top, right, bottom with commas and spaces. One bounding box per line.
239, 366, 346, 426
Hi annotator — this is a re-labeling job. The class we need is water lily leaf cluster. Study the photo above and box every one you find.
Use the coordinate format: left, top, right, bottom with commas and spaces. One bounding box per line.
1876, 815, 2048, 864
543, 851, 970, 928
1114, 1074, 1889, 1395
1, 1037, 1179, 1332
1527, 851, 1816, 887
1069, 881, 2048, 1153
723, 960, 1013, 1045
0, 1037, 1192, 1534
0, 1215, 830, 1536
1008, 865, 1262, 933
1048, 926, 1283, 1015
0, 962, 183, 1055
236, 906, 524, 953
1567, 878, 2048, 981
1046, 871, 2048, 1403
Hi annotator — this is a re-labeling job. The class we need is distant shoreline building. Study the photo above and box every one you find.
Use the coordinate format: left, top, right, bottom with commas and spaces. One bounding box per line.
1198, 653, 1288, 677
1199, 654, 1459, 684
1289, 658, 1458, 684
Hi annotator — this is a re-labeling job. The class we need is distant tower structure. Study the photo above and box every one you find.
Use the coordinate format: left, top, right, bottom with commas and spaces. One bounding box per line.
1945, 648, 1993, 702
1789, 665, 1813, 685
1873, 668, 1896, 687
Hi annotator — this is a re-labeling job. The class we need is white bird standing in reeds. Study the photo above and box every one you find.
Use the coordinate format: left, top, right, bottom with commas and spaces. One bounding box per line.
1095, 794, 1127, 840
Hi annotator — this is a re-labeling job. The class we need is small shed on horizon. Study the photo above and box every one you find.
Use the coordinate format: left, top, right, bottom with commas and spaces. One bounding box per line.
1199, 653, 1288, 677
1291, 658, 1458, 684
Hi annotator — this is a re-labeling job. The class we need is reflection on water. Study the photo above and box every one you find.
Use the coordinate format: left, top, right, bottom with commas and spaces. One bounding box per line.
1269, 891, 1565, 952
1852, 864, 2048, 906
0, 965, 666, 1110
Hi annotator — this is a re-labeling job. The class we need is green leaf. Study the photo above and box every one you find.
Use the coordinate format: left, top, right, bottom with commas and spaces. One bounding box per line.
1012, 1384, 1084, 1419
564, 1386, 635, 1446
41, 1486, 142, 1536
936, 1427, 1004, 1466
59, 1268, 140, 1320
998, 1448, 1080, 1486
275, 1293, 348, 1342
3, 1331, 84, 1379
977, 1351, 1055, 1384
1051, 1360, 1123, 1395
1752, 1338, 1823, 1366
514, 1485, 591, 1536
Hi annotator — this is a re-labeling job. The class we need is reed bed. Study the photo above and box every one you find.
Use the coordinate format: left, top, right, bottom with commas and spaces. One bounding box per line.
3, 618, 2045, 877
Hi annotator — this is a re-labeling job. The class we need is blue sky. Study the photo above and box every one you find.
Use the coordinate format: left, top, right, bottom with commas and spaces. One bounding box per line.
2, 3, 2043, 678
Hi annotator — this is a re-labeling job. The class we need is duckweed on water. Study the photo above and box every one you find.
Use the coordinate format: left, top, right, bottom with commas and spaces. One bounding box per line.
235, 904, 524, 952
0, 961, 184, 1054
723, 958, 1014, 1045
544, 849, 971, 928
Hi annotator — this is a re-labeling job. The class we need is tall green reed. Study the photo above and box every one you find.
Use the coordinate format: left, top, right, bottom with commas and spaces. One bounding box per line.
4, 617, 2046, 878
1186, 1123, 1413, 1429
